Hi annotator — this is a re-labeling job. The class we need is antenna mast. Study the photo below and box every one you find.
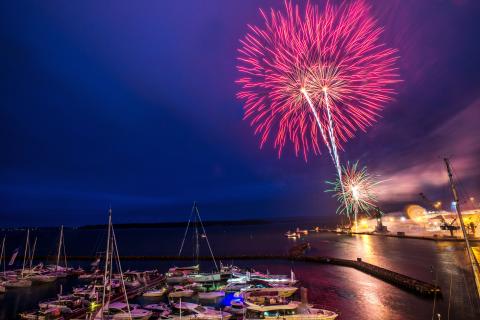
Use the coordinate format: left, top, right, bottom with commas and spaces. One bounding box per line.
444, 158, 480, 299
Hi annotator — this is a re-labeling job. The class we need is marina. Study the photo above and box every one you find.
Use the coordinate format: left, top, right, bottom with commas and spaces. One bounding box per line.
1, 216, 479, 319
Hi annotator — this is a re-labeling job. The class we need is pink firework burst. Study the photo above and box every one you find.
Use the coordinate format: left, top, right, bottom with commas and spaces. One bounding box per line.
236, 0, 400, 160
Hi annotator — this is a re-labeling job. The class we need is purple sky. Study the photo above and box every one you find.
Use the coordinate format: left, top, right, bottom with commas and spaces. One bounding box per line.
1, 0, 479, 226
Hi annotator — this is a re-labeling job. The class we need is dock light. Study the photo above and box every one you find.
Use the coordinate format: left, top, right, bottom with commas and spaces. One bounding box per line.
400, 217, 406, 222
90, 301, 100, 311
389, 217, 395, 222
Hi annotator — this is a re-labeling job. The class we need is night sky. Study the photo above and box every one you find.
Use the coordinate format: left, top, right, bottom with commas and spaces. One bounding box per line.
1, 0, 479, 226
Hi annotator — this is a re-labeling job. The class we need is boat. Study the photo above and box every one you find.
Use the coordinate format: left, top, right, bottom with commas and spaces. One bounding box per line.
94, 302, 153, 320
222, 282, 248, 292
72, 284, 99, 300
285, 231, 299, 239
118, 271, 144, 288
197, 290, 225, 300
29, 272, 58, 283
168, 285, 194, 298
244, 299, 337, 319
224, 299, 247, 316
28, 271, 58, 283
172, 301, 232, 319
79, 269, 103, 281
143, 302, 171, 318
243, 289, 338, 320
92, 209, 148, 320
168, 265, 200, 274
142, 286, 168, 297
187, 272, 222, 283
296, 228, 309, 235
38, 294, 85, 310
185, 282, 207, 292
4, 278, 32, 288
19, 306, 72, 319
171, 202, 222, 284
229, 269, 298, 285
4, 230, 33, 288
70, 266, 85, 276
234, 279, 298, 298
46, 225, 69, 278
166, 265, 199, 284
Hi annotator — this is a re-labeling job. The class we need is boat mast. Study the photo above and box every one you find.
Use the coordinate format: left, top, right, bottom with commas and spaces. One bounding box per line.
29, 237, 37, 270
62, 229, 68, 269
194, 204, 219, 271
178, 203, 194, 257
1, 236, 5, 277
194, 203, 200, 266
56, 225, 64, 271
101, 208, 112, 319
444, 158, 480, 299
21, 229, 30, 276
111, 222, 131, 318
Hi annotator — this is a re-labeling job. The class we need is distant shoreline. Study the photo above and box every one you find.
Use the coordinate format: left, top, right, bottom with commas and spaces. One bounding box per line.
1, 215, 337, 230
78, 219, 273, 230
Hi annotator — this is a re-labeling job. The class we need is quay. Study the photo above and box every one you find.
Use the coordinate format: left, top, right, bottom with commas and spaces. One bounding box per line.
315, 228, 480, 243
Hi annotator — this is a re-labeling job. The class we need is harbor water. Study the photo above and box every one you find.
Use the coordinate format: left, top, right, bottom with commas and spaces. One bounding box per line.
0, 220, 479, 320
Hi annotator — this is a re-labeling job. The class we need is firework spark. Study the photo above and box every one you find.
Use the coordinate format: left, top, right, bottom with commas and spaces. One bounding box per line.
236, 1, 400, 160
326, 161, 382, 221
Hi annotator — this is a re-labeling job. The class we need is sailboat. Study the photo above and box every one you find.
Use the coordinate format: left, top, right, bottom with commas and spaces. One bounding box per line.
91, 208, 152, 320
46, 225, 69, 278
25, 236, 56, 283
167, 202, 223, 287
4, 230, 32, 288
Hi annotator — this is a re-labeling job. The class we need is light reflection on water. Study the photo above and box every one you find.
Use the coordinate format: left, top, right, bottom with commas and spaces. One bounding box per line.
0, 222, 479, 319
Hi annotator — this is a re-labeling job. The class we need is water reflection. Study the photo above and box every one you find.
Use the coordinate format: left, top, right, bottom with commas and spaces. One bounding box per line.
0, 224, 479, 319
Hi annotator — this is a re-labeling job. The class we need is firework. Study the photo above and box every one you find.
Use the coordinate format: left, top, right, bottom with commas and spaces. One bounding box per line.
236, 1, 399, 162
326, 161, 382, 227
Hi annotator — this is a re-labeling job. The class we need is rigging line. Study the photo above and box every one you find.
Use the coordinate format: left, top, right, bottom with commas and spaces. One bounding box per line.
451, 165, 476, 209
63, 231, 67, 268
101, 211, 112, 320
178, 203, 195, 257
112, 225, 132, 319
195, 205, 219, 271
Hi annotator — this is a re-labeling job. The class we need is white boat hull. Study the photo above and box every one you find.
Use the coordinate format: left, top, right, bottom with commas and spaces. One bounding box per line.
143, 289, 167, 297
168, 289, 194, 298
30, 275, 57, 283
197, 291, 225, 300
4, 279, 32, 288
